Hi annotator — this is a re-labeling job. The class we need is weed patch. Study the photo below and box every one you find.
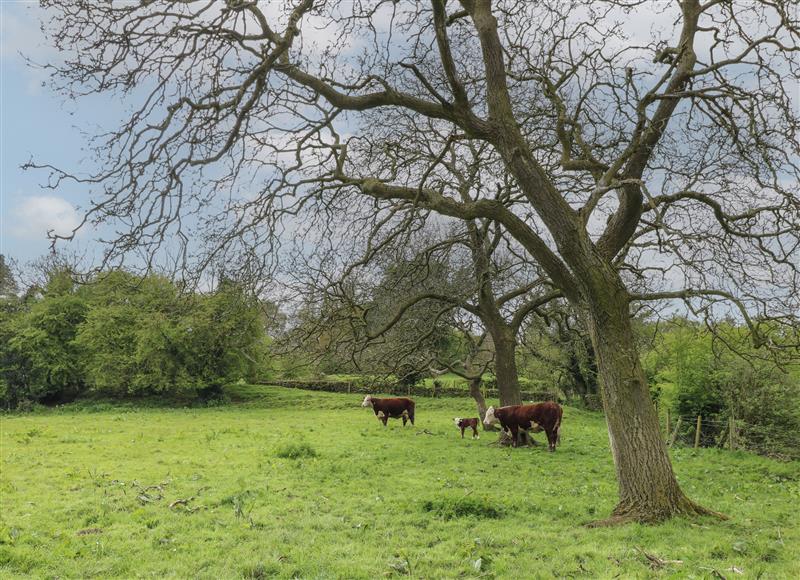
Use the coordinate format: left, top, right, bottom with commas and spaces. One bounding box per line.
275, 441, 318, 459
421, 496, 504, 520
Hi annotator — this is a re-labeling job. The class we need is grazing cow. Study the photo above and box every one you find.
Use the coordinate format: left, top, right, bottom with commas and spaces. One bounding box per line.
453, 417, 480, 439
483, 402, 562, 451
361, 395, 415, 426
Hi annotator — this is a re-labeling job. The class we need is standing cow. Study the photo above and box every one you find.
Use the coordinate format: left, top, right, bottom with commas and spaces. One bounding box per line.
361, 395, 415, 426
483, 402, 562, 451
453, 417, 480, 439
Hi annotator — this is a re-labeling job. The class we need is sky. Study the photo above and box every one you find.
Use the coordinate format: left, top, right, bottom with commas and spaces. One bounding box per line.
0, 1, 108, 265
0, 0, 794, 299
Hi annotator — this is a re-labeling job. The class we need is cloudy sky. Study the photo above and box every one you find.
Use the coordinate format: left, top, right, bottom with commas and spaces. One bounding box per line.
1, 1, 103, 264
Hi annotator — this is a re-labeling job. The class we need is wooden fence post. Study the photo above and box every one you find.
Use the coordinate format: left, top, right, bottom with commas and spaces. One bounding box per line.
694, 415, 702, 448
665, 409, 670, 442
668, 417, 682, 448
729, 414, 736, 450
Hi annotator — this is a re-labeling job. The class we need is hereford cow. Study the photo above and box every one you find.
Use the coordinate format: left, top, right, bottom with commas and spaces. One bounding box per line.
453, 417, 480, 439
361, 395, 415, 426
483, 402, 562, 451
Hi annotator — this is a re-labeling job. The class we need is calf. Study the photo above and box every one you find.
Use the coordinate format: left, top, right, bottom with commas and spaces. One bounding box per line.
483, 402, 562, 451
453, 417, 480, 439
361, 395, 415, 426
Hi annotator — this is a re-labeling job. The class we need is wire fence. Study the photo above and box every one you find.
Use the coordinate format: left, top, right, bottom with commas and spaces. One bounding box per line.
661, 410, 800, 460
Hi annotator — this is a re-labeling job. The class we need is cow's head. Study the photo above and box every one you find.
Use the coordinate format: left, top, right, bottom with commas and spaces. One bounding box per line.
453, 417, 462, 427
361, 395, 374, 408
483, 406, 498, 427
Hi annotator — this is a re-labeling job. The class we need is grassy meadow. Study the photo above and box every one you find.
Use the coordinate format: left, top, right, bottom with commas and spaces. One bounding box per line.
1, 385, 798, 579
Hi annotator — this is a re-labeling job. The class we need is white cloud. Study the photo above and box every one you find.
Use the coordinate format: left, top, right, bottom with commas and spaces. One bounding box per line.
10, 195, 81, 240
0, 3, 56, 61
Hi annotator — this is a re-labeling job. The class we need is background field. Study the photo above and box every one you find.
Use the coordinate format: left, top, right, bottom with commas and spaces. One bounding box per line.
2, 385, 798, 579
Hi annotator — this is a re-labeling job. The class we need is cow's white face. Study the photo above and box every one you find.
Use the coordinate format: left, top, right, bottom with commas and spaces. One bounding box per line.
361, 395, 373, 408
453, 417, 462, 427
483, 406, 497, 427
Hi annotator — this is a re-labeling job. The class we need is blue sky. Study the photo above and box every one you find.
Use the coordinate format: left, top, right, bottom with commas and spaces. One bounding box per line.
1, 1, 109, 264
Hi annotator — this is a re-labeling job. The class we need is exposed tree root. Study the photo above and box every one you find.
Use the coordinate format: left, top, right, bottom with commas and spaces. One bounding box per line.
586, 496, 728, 527
489, 430, 538, 447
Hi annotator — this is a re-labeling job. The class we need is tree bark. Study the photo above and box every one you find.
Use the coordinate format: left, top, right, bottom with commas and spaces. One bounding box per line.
466, 217, 524, 408
582, 269, 721, 524
492, 328, 522, 406
566, 349, 588, 398
468, 377, 490, 427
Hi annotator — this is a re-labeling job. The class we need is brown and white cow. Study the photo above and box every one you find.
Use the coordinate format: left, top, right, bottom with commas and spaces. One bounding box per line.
483, 402, 562, 451
361, 395, 415, 426
453, 417, 480, 439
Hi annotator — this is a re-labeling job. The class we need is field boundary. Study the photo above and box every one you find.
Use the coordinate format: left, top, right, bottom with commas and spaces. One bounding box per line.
254, 379, 563, 402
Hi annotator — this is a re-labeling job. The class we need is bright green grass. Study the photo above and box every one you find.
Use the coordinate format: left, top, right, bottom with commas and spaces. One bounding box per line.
1, 386, 798, 579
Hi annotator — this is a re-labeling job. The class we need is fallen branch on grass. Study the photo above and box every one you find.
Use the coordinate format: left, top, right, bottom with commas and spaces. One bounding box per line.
635, 547, 683, 569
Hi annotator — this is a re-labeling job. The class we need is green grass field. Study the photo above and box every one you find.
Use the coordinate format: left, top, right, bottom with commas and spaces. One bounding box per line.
1, 385, 798, 579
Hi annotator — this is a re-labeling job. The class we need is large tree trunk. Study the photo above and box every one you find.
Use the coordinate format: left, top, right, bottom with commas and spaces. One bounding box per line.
492, 328, 523, 406
583, 275, 721, 524
467, 377, 491, 428
583, 336, 599, 395
467, 216, 524, 408
566, 349, 589, 398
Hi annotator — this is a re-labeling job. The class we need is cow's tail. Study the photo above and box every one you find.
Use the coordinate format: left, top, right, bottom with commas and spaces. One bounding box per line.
408, 402, 415, 425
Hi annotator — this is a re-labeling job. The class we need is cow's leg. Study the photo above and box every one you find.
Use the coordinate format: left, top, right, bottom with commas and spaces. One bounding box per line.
546, 428, 556, 451
472, 426, 479, 439
522, 429, 534, 447
460, 427, 465, 439
509, 425, 520, 448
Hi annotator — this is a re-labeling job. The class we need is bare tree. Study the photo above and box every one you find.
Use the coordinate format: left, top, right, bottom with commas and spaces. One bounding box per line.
335, 220, 556, 405
34, 0, 799, 523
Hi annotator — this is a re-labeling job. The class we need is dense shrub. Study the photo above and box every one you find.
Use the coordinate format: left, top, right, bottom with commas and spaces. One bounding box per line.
1, 271, 87, 406
0, 269, 269, 406
396, 365, 424, 388
643, 320, 800, 458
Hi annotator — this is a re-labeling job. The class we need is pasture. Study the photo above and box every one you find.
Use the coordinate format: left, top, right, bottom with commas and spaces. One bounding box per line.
1, 385, 798, 579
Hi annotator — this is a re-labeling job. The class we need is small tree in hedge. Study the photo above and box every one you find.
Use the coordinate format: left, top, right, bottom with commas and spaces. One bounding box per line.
3, 270, 87, 404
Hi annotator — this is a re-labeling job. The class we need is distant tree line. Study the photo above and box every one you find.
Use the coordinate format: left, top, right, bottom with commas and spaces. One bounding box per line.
0, 261, 268, 408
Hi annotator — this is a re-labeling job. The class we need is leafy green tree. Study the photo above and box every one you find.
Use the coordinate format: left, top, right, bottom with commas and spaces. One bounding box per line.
178, 279, 267, 389
77, 273, 266, 396
75, 271, 176, 395
4, 270, 87, 404
0, 255, 18, 298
